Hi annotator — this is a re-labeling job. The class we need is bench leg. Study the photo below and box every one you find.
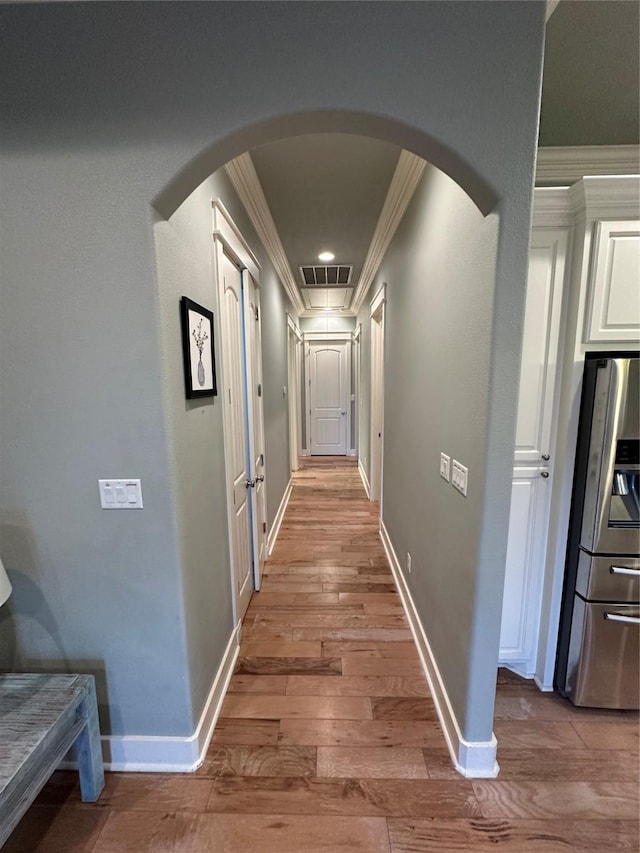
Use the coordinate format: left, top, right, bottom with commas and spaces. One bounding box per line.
76, 687, 105, 802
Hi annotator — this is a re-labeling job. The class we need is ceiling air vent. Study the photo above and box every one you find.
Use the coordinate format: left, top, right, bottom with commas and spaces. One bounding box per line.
300, 265, 352, 287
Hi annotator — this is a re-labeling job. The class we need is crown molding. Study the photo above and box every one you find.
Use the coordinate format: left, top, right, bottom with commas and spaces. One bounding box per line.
350, 150, 426, 316
225, 154, 305, 316
531, 187, 572, 228
568, 175, 640, 222
536, 145, 640, 186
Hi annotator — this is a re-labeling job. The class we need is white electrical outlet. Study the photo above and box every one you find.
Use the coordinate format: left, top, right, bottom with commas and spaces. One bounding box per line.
439, 452, 451, 482
406, 552, 412, 573
451, 460, 468, 496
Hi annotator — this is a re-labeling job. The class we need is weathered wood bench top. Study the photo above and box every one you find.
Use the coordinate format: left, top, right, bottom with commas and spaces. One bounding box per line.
0, 673, 104, 847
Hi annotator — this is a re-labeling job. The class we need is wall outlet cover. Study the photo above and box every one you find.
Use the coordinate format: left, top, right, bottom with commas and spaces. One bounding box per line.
440, 452, 451, 482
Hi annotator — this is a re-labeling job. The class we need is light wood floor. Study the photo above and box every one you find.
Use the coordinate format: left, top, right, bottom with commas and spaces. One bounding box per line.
6, 458, 639, 851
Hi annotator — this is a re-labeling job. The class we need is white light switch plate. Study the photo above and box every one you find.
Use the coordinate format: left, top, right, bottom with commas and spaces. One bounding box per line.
439, 452, 451, 482
99, 479, 143, 509
451, 460, 468, 496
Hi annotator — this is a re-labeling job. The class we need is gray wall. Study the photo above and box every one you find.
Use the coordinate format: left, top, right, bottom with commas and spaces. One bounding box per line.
0, 2, 545, 744
363, 164, 501, 739
300, 316, 356, 334
154, 167, 291, 726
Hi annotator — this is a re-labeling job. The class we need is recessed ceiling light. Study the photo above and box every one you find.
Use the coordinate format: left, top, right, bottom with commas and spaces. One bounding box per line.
318, 251, 335, 262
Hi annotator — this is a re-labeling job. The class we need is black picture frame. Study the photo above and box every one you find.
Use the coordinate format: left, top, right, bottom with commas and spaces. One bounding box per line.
180, 297, 217, 399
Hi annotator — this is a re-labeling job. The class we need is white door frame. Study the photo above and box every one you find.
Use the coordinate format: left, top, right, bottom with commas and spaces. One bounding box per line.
369, 284, 386, 505
304, 331, 352, 456
243, 270, 268, 591
212, 199, 262, 625
287, 314, 302, 472
353, 323, 361, 457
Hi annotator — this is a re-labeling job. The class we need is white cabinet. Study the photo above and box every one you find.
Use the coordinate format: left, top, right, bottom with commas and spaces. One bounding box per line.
584, 220, 640, 343
499, 227, 567, 674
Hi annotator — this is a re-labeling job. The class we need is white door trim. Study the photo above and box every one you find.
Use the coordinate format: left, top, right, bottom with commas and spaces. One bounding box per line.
369, 284, 386, 505
306, 339, 351, 456
212, 199, 263, 625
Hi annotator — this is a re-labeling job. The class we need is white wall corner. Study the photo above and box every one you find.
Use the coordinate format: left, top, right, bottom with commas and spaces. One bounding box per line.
267, 478, 293, 556
379, 520, 499, 780
358, 458, 371, 498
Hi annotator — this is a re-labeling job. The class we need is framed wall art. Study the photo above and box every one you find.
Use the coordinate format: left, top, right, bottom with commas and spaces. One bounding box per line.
180, 297, 217, 398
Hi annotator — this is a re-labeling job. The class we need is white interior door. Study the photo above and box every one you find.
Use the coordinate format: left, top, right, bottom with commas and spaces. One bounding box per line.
309, 342, 348, 455
499, 228, 568, 673
218, 247, 253, 622
244, 271, 267, 588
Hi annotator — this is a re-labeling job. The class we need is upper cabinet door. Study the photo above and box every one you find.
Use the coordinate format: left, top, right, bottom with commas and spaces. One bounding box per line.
514, 229, 568, 466
584, 220, 640, 344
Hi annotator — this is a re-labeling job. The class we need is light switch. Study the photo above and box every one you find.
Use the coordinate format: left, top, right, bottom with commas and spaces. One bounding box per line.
451, 460, 468, 497
99, 479, 143, 509
440, 452, 451, 482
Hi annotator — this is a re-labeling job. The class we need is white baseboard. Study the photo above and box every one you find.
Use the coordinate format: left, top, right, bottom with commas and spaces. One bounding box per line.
358, 459, 370, 498
268, 478, 292, 556
59, 624, 240, 773
533, 674, 554, 693
347, 449, 357, 457
379, 520, 499, 779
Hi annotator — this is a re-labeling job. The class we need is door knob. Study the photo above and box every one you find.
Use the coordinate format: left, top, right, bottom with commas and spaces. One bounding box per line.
341, 410, 346, 415
255, 474, 265, 482
540, 471, 549, 479
541, 453, 550, 461
245, 479, 255, 488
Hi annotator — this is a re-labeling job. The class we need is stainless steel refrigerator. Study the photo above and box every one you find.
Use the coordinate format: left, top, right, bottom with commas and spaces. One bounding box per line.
556, 354, 639, 709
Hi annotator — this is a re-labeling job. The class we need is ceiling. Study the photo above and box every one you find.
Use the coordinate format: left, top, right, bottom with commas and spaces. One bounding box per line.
228, 1, 638, 319
250, 134, 402, 316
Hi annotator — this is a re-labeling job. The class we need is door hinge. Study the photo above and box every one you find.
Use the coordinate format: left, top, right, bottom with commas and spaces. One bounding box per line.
263, 522, 267, 533
255, 307, 259, 321
257, 383, 262, 397
259, 453, 264, 466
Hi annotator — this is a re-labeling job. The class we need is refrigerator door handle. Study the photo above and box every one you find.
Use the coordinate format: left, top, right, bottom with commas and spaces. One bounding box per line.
609, 565, 640, 577
604, 612, 640, 625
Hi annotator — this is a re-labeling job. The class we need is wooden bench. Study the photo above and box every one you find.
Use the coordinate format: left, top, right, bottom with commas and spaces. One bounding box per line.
0, 673, 105, 847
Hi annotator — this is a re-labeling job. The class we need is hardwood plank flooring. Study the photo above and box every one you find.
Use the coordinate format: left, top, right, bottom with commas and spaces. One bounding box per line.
6, 458, 639, 852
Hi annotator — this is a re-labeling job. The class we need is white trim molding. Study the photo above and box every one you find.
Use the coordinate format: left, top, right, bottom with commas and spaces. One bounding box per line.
268, 478, 293, 556
61, 625, 240, 773
351, 151, 426, 315
211, 198, 260, 282
287, 312, 303, 340
369, 282, 386, 317
225, 154, 305, 315
536, 145, 640, 186
302, 330, 353, 343
379, 520, 499, 779
358, 459, 370, 498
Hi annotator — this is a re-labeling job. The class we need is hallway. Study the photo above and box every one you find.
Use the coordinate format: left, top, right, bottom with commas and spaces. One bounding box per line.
6, 459, 639, 851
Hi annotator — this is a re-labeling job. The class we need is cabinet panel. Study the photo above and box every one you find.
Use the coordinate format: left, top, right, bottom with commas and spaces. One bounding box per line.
585, 220, 640, 343
514, 230, 567, 465
499, 468, 548, 665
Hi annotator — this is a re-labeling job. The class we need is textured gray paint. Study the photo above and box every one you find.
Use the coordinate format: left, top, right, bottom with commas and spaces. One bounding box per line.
155, 168, 291, 723
374, 165, 500, 738
0, 1, 545, 744
540, 0, 639, 146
